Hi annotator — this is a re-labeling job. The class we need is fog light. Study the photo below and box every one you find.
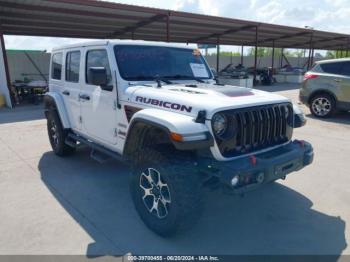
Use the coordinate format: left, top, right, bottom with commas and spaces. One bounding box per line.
231, 175, 239, 187
256, 172, 265, 184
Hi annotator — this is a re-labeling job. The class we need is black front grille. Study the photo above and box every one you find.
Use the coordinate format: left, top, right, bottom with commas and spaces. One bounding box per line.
214, 103, 294, 157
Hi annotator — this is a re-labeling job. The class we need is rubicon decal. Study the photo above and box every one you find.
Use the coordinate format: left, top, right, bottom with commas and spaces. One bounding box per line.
135, 96, 193, 113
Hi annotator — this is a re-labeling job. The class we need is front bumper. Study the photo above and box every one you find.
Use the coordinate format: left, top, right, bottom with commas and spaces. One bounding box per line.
200, 140, 313, 194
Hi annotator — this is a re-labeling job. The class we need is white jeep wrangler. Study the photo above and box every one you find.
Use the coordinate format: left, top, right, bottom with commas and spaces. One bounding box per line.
44, 40, 313, 236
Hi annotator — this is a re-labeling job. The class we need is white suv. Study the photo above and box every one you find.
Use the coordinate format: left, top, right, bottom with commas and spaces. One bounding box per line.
44, 40, 313, 236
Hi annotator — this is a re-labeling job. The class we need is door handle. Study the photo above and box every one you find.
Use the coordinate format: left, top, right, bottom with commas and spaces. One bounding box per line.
334, 79, 342, 82
79, 94, 90, 101
62, 90, 70, 96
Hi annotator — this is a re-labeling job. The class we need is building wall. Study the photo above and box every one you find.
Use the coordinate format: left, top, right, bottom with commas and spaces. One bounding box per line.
6, 50, 51, 82
0, 39, 12, 107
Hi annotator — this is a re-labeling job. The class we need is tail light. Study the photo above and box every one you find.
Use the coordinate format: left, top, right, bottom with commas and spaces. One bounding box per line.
304, 73, 319, 81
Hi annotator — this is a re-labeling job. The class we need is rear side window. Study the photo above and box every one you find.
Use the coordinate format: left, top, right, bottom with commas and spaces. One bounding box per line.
66, 51, 81, 83
86, 49, 112, 87
310, 64, 322, 72
319, 62, 342, 75
340, 62, 350, 76
51, 53, 62, 80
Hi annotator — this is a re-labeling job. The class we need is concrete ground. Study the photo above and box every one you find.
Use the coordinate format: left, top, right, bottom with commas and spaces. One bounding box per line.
0, 84, 349, 256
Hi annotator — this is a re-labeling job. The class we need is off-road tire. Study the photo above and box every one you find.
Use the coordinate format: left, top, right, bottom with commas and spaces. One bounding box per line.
309, 93, 336, 118
130, 148, 203, 237
47, 110, 76, 156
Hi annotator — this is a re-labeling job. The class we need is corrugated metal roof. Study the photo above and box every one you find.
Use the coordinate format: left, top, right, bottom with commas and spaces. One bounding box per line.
0, 0, 349, 50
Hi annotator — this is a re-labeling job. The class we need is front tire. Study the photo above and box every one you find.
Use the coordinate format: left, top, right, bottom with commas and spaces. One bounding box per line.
130, 148, 203, 237
47, 110, 76, 156
309, 93, 336, 118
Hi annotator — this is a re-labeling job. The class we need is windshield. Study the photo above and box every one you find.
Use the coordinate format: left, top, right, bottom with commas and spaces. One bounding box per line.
114, 45, 212, 81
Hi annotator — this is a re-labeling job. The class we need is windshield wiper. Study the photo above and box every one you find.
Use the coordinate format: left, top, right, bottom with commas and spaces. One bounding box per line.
163, 75, 206, 83
132, 75, 172, 87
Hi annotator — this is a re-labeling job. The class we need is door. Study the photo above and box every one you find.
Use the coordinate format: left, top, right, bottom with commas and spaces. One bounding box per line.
62, 50, 82, 131
80, 48, 118, 145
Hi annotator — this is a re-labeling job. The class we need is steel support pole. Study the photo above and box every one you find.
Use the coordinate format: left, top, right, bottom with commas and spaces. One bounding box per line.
271, 41, 275, 72
216, 37, 220, 72
310, 49, 314, 66
166, 13, 170, 42
307, 33, 313, 70
0, 31, 13, 107
241, 46, 244, 65
280, 48, 284, 68
254, 26, 258, 85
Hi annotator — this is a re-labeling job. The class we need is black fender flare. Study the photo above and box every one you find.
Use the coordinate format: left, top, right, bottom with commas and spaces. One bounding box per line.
123, 118, 214, 157
43, 93, 71, 129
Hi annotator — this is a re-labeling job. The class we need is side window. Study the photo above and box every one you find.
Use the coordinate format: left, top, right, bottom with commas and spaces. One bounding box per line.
340, 62, 350, 76
86, 49, 112, 88
319, 62, 342, 75
66, 51, 81, 83
310, 64, 321, 73
51, 53, 62, 80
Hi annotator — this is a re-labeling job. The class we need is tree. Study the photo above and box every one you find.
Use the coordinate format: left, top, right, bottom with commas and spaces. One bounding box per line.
247, 47, 292, 57
292, 50, 305, 58
247, 47, 268, 57
326, 50, 348, 59
206, 51, 241, 57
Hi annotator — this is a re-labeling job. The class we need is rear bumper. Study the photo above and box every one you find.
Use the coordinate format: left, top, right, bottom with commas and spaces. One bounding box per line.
200, 140, 313, 194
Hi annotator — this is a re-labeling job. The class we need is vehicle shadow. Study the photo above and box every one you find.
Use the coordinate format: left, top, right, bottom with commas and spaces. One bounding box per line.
306, 111, 350, 125
39, 149, 347, 257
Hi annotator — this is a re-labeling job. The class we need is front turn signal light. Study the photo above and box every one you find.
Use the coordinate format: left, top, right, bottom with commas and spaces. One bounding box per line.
170, 132, 183, 142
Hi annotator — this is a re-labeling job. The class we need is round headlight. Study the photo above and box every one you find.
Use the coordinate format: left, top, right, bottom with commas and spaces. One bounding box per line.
212, 113, 228, 136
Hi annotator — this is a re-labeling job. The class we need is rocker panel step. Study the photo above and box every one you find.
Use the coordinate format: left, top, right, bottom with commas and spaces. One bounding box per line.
66, 133, 125, 163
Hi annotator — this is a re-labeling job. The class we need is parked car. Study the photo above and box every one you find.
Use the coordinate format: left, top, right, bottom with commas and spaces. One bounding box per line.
44, 40, 313, 236
300, 58, 350, 118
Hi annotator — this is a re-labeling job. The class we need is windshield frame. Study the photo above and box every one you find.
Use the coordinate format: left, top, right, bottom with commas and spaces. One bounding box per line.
114, 44, 213, 82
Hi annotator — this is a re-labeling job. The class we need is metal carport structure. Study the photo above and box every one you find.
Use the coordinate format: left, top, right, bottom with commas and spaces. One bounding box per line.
1, 0, 350, 107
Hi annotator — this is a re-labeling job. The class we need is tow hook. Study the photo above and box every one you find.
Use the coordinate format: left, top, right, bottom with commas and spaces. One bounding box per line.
250, 155, 257, 166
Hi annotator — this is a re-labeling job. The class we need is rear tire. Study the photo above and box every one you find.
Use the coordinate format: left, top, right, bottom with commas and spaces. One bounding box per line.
130, 148, 203, 237
47, 110, 76, 156
309, 93, 336, 118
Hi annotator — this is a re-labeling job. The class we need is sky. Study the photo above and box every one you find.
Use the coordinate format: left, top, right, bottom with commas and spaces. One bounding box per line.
4, 0, 350, 53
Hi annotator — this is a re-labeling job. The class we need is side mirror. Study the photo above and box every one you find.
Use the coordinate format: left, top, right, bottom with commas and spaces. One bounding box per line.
88, 67, 111, 90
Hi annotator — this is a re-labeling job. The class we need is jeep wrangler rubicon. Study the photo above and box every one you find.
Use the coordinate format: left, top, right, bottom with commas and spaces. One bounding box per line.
44, 40, 314, 236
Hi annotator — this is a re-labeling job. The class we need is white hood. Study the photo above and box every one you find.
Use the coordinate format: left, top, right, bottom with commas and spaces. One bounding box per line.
125, 83, 290, 118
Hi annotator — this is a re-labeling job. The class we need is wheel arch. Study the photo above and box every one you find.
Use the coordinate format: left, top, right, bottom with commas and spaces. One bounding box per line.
123, 109, 214, 158
44, 92, 71, 129
308, 89, 338, 106
123, 118, 174, 158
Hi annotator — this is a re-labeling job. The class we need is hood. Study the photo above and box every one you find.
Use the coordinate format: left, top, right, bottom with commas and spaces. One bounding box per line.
125, 83, 290, 119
